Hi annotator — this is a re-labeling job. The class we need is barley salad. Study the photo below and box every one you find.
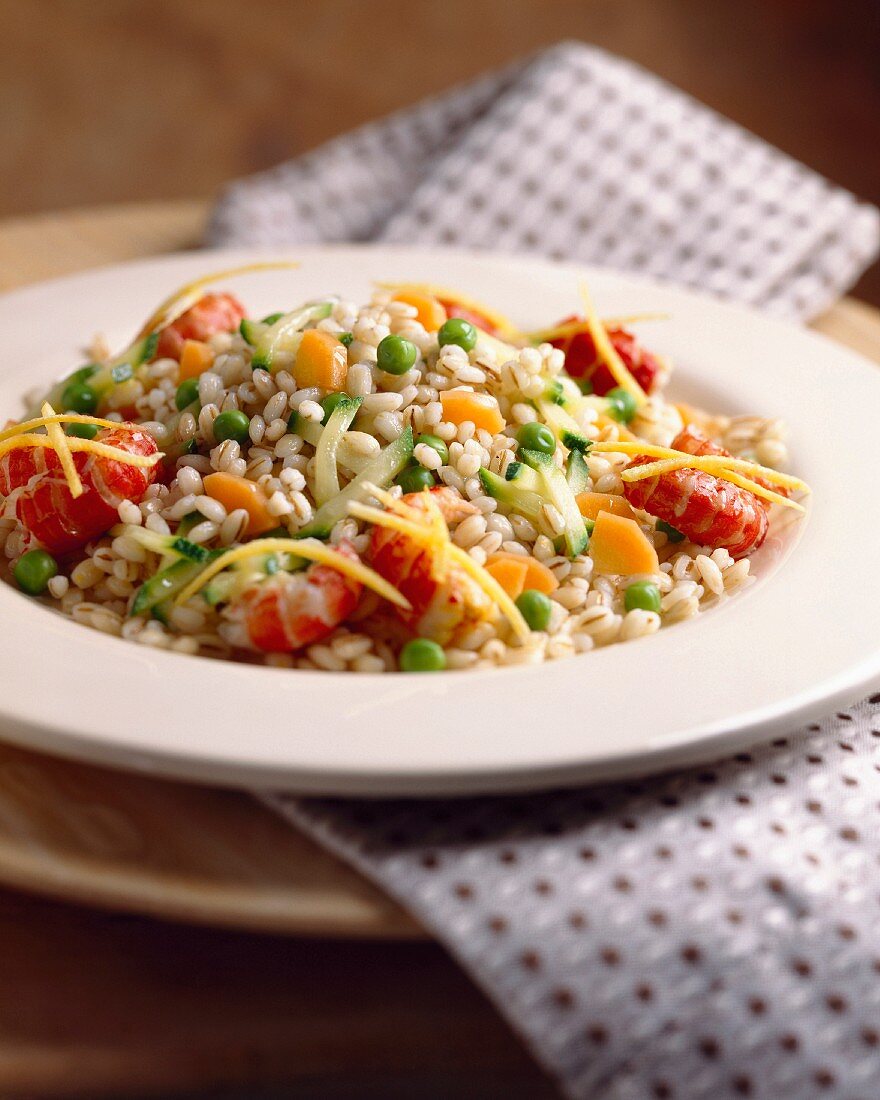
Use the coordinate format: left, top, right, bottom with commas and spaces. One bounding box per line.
0, 265, 808, 673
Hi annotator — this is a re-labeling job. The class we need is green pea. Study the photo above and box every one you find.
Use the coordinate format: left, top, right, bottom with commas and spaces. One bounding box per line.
399, 638, 446, 672
212, 409, 251, 444
175, 377, 201, 411
60, 381, 98, 415
414, 433, 449, 465
339, 331, 354, 348
515, 588, 553, 632
437, 317, 477, 352
624, 580, 661, 614
606, 386, 638, 424
65, 422, 99, 440
656, 519, 685, 543
396, 466, 436, 494
376, 334, 418, 376
517, 422, 556, 456
13, 549, 58, 595
320, 392, 350, 422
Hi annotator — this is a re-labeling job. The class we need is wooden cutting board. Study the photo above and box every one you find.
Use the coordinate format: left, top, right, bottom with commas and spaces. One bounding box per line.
0, 200, 877, 937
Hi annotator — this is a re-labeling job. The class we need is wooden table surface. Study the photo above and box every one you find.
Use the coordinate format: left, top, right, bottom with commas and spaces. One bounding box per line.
0, 201, 877, 1099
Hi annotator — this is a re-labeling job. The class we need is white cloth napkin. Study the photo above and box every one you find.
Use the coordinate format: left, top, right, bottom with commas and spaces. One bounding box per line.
209, 41, 879, 322
210, 42, 880, 1100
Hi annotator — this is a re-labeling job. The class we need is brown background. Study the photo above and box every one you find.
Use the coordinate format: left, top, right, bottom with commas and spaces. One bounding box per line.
1, 0, 879, 300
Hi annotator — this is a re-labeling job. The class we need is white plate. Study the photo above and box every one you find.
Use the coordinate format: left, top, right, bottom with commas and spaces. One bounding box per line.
0, 246, 878, 796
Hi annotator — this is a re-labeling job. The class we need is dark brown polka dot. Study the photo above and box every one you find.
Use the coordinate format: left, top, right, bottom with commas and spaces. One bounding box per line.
655, 845, 673, 860
733, 845, 750, 859
698, 771, 718, 784
726, 909, 744, 925
652, 1082, 673, 1099
659, 795, 680, 807
770, 774, 788, 785
498, 849, 518, 865
838, 740, 855, 752
454, 883, 474, 900
699, 1036, 721, 1059
732, 1074, 753, 1095
837, 924, 856, 941
613, 876, 632, 893
587, 1024, 608, 1045
520, 950, 541, 971
771, 738, 789, 748
648, 909, 668, 927
420, 852, 439, 869
814, 1068, 835, 1089
748, 996, 767, 1016
771, 822, 787, 835
806, 800, 823, 814
697, 817, 714, 830
553, 987, 574, 1010
792, 958, 812, 977
779, 1033, 800, 1052
578, 847, 596, 862
600, 946, 621, 966
488, 916, 507, 934
825, 993, 847, 1013
636, 983, 654, 1002
620, 818, 639, 831
840, 827, 860, 842
735, 793, 752, 805
568, 911, 588, 930
807, 754, 823, 764
534, 879, 553, 896
681, 944, 702, 964
734, 753, 753, 763
767, 877, 786, 895
861, 1027, 879, 1047
691, 876, 709, 891
842, 775, 858, 787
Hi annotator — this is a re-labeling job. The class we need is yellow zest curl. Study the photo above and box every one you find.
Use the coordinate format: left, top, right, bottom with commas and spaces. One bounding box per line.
172, 538, 410, 610
136, 261, 301, 339
349, 488, 531, 644
578, 282, 647, 406
41, 402, 82, 498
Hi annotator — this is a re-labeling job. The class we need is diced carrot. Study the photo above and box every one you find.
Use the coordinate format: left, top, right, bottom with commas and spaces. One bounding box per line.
392, 290, 448, 332
485, 556, 529, 600
486, 552, 559, 595
575, 491, 637, 522
203, 472, 277, 537
178, 339, 216, 380
295, 330, 348, 390
589, 511, 659, 576
440, 390, 506, 435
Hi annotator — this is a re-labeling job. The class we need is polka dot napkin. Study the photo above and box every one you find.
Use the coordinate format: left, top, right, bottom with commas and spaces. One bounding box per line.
212, 41, 880, 1100
209, 41, 879, 321
267, 706, 880, 1100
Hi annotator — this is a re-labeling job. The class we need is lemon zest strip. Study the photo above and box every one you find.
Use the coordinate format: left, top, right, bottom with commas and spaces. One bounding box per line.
41, 402, 82, 498
578, 282, 647, 406
171, 537, 410, 610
